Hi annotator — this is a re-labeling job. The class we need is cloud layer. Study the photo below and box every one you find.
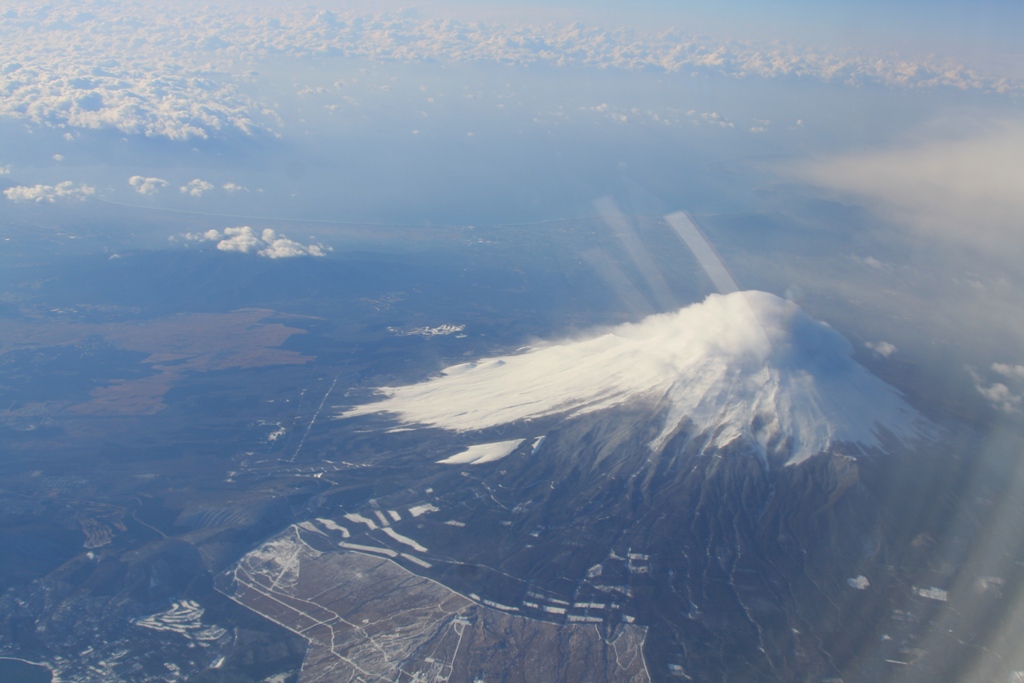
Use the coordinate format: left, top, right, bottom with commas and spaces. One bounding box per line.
343, 291, 931, 465
0, 2, 1016, 140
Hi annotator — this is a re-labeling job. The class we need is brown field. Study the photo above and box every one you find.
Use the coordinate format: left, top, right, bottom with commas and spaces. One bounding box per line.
1, 308, 314, 416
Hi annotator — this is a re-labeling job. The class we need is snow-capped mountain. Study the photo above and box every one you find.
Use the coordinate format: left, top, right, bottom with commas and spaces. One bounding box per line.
343, 290, 932, 465
316, 292, 956, 682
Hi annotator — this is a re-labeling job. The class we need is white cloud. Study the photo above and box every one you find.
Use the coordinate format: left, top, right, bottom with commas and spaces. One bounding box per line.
855, 256, 886, 270
222, 182, 248, 192
184, 226, 328, 258
865, 341, 897, 358
342, 291, 931, 466
0, 164, 10, 175
971, 362, 1024, 413
993, 363, 1024, 381
257, 228, 327, 259
976, 382, 1021, 413
0, 3, 1016, 141
698, 111, 734, 128
52, 153, 64, 161
129, 175, 168, 195
215, 226, 263, 253
180, 179, 214, 197
787, 121, 1024, 256
4, 181, 95, 203
0, 4, 274, 140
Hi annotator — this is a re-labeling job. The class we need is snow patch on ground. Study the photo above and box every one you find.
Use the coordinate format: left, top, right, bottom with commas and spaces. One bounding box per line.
401, 553, 432, 568
388, 323, 465, 337
344, 512, 378, 530
409, 504, 440, 517
298, 521, 326, 535
914, 586, 949, 601
316, 518, 351, 538
339, 542, 397, 558
436, 439, 526, 465
134, 600, 227, 642
382, 527, 428, 553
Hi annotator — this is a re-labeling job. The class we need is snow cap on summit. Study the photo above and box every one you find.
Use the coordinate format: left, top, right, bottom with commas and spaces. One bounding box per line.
343, 291, 930, 465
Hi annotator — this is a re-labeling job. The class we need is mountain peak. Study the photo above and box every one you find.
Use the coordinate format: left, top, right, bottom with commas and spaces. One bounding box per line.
343, 291, 932, 465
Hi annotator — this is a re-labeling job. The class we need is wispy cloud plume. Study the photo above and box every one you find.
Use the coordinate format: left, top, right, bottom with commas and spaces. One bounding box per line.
786, 120, 1024, 257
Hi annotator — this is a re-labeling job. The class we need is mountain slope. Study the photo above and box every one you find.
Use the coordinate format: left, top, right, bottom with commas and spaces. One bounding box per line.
322, 290, 951, 681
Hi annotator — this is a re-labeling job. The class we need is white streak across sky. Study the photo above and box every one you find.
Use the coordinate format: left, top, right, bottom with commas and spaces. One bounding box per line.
341, 291, 932, 466
664, 212, 739, 295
